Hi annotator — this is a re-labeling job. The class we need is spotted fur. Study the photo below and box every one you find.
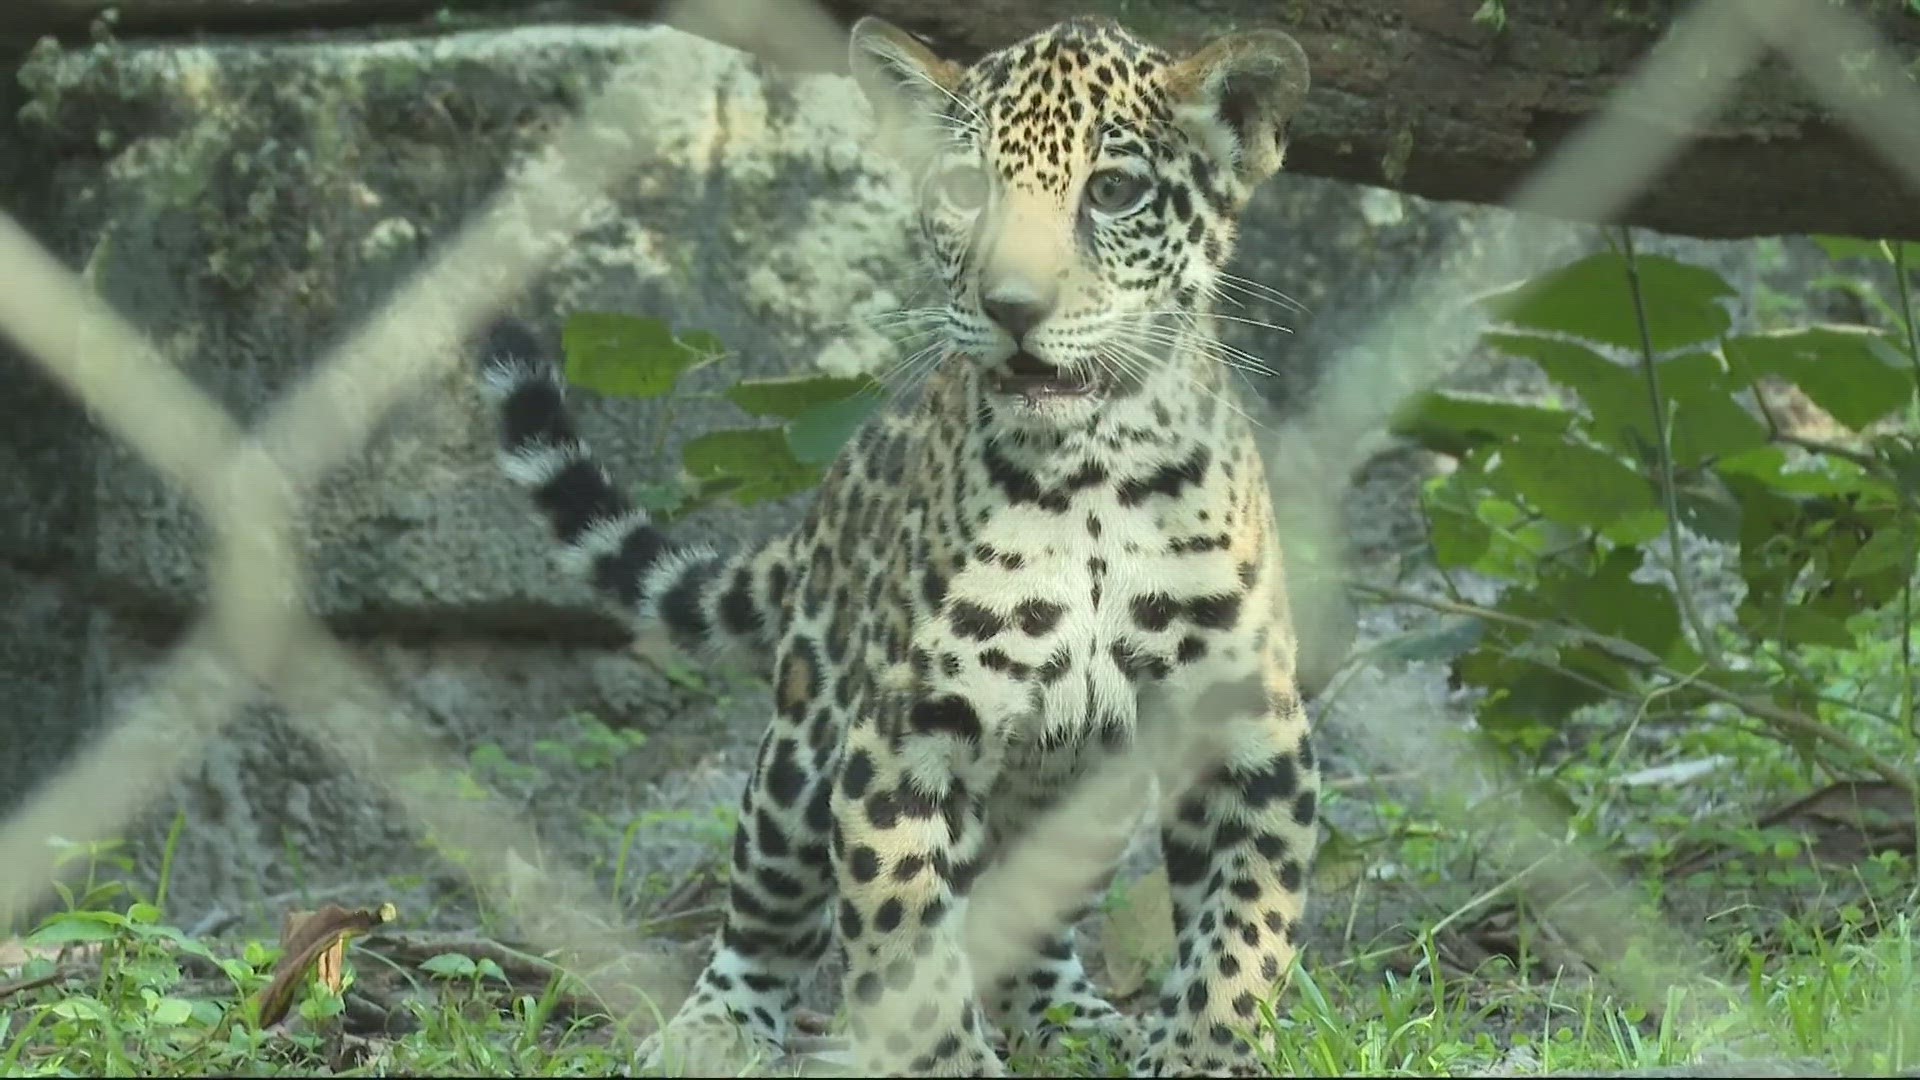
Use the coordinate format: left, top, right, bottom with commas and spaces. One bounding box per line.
478, 15, 1317, 1077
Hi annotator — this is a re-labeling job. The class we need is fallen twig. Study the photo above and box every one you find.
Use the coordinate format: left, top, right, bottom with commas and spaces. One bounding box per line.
0, 969, 66, 1001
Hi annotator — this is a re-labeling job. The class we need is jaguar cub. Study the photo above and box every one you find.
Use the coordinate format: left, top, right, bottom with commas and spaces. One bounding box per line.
478, 13, 1318, 1076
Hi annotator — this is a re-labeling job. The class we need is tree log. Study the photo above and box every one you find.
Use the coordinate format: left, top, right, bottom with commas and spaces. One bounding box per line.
6, 0, 1920, 242
813, 0, 1920, 243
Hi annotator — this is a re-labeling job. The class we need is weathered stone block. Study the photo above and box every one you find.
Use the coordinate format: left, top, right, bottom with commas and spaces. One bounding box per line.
11, 23, 918, 621
2, 22, 916, 925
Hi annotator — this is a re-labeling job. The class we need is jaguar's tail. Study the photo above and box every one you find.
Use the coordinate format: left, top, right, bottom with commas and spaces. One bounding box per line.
477, 318, 788, 660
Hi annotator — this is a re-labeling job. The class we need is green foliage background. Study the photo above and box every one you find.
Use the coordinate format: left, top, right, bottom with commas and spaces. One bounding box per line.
559, 234, 1920, 796
1386, 237, 1920, 785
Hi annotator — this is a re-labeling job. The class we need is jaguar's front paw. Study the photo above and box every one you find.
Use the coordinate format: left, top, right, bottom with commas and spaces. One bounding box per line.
635, 1011, 784, 1077
1007, 1005, 1141, 1068
1130, 1021, 1269, 1078
860, 1029, 1005, 1078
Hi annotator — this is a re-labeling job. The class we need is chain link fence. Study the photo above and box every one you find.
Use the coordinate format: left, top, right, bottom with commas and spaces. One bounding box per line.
1, 0, 1916, 1072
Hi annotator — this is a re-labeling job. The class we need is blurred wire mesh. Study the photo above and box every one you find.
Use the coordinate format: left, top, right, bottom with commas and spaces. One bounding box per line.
2, 0, 1917, 1071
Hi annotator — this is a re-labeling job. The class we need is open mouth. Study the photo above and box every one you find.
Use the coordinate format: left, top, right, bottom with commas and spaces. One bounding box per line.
987, 351, 1099, 402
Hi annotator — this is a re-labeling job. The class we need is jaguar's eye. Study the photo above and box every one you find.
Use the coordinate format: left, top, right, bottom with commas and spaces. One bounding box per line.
1086, 169, 1153, 215
932, 164, 990, 211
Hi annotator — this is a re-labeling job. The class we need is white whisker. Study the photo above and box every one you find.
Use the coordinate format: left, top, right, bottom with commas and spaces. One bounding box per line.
898, 65, 987, 141
1106, 334, 1263, 433
1215, 271, 1310, 315
1132, 309, 1296, 336
1111, 316, 1281, 379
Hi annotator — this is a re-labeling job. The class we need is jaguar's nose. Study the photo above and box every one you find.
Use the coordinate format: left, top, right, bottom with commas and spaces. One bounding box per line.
981, 280, 1060, 343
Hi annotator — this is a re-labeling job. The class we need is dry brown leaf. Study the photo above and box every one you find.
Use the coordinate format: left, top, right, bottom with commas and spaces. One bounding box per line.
1761, 780, 1914, 842
254, 902, 397, 1027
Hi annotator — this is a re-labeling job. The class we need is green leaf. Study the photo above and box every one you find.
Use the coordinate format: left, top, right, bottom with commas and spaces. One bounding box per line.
727, 475, 825, 507
1654, 353, 1771, 465
724, 375, 877, 419
678, 475, 750, 515
1721, 467, 1909, 645
1818, 505, 1913, 612
1388, 390, 1574, 455
1812, 235, 1919, 266
1370, 619, 1487, 663
1489, 440, 1664, 532
682, 428, 824, 507
1485, 333, 1643, 433
1478, 253, 1736, 353
1726, 473, 1808, 606
1813, 235, 1886, 263
1602, 508, 1671, 546
634, 479, 716, 522
678, 329, 725, 357
1716, 446, 1883, 500
1845, 523, 1918, 580
1874, 434, 1920, 503
49, 997, 111, 1022
1455, 643, 1612, 734
25, 912, 125, 947
1723, 327, 1915, 431
787, 393, 886, 466
683, 427, 797, 480
1486, 336, 1765, 470
158, 932, 221, 966
1741, 603, 1854, 649
1420, 472, 1491, 570
561, 313, 719, 400
1512, 775, 1581, 819
1654, 666, 1781, 718
301, 991, 347, 1021
419, 953, 478, 979
1673, 471, 1745, 543
1419, 463, 1579, 578
1535, 547, 1685, 664
1807, 272, 1909, 329
149, 997, 195, 1026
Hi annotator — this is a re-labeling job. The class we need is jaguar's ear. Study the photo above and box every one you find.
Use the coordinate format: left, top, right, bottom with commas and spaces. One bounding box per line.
1166, 30, 1310, 185
850, 17, 965, 161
